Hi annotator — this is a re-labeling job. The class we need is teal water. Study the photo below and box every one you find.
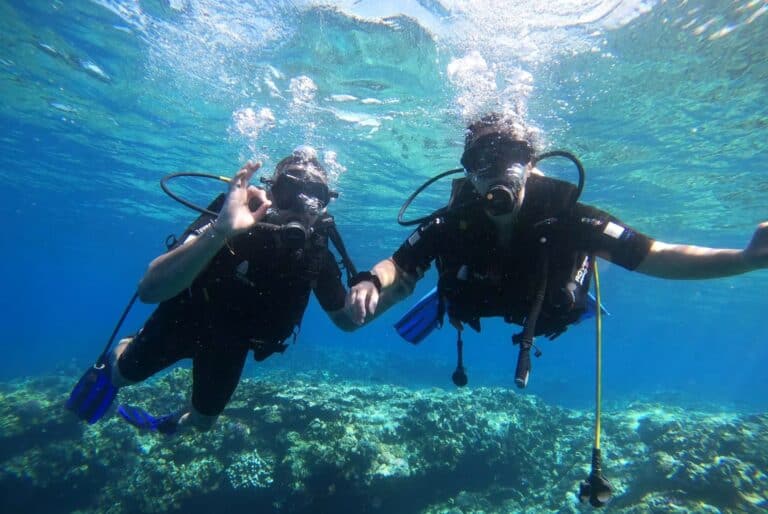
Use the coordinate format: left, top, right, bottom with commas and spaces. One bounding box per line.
1, 0, 767, 415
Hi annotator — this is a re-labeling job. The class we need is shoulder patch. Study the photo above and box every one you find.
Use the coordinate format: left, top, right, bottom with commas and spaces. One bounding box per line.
603, 221, 626, 239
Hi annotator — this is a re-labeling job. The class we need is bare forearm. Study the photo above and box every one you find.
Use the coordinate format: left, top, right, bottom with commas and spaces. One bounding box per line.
369, 258, 417, 316
635, 241, 748, 279
138, 226, 227, 303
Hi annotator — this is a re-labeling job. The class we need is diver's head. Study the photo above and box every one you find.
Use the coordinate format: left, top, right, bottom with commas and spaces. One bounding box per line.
266, 146, 336, 219
461, 113, 537, 217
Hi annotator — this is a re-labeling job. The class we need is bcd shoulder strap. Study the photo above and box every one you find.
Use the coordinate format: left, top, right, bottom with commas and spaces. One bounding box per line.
165, 194, 226, 250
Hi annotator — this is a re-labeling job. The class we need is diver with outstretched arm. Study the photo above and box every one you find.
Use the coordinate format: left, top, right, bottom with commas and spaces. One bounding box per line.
342, 113, 767, 508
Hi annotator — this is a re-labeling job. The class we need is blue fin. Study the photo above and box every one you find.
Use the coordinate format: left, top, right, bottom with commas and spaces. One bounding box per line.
394, 286, 443, 344
118, 405, 182, 435
577, 293, 610, 323
66, 361, 118, 424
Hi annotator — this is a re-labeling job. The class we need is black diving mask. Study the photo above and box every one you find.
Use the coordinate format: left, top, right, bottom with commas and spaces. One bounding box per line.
462, 134, 532, 216
264, 168, 336, 216
461, 133, 533, 178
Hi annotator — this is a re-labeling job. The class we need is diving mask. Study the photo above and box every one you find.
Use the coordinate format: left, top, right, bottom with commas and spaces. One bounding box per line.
264, 170, 334, 216
461, 133, 533, 177
261, 163, 338, 215
263, 145, 338, 216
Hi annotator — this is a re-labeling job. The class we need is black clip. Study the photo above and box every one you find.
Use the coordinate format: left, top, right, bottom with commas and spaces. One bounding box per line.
578, 448, 612, 507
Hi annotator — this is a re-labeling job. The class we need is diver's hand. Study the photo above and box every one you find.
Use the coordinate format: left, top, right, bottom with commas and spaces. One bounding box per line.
345, 281, 379, 326
215, 162, 272, 237
744, 221, 768, 270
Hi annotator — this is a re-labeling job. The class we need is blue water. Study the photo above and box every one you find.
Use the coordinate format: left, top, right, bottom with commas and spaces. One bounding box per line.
1, 0, 767, 415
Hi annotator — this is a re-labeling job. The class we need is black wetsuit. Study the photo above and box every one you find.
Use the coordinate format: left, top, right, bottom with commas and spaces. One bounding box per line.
393, 174, 654, 335
118, 214, 346, 417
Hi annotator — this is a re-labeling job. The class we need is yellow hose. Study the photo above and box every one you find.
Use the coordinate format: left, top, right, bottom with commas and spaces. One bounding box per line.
594, 260, 603, 449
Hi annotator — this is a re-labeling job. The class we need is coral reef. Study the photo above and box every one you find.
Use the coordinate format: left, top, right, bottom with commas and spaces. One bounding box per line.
0, 369, 765, 514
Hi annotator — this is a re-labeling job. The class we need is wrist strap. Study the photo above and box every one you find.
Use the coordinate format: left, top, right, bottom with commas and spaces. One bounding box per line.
349, 271, 382, 293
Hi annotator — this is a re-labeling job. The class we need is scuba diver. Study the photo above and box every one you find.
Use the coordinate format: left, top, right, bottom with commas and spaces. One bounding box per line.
344, 112, 767, 507
67, 146, 358, 434
345, 112, 768, 384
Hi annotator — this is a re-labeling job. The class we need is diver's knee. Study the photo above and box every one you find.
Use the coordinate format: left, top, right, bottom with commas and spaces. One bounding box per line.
183, 407, 218, 432
110, 337, 136, 388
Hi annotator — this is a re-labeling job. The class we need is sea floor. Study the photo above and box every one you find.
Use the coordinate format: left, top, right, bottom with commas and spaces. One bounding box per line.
1, 366, 766, 514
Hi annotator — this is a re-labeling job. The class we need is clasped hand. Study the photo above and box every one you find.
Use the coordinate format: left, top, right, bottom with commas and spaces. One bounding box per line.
345, 281, 380, 326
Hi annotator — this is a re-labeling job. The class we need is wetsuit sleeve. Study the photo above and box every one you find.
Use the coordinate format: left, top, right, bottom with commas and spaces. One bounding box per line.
570, 203, 654, 270
391, 217, 443, 277
313, 248, 347, 311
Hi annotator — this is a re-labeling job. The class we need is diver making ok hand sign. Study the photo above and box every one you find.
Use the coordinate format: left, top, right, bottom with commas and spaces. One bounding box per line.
67, 148, 359, 434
